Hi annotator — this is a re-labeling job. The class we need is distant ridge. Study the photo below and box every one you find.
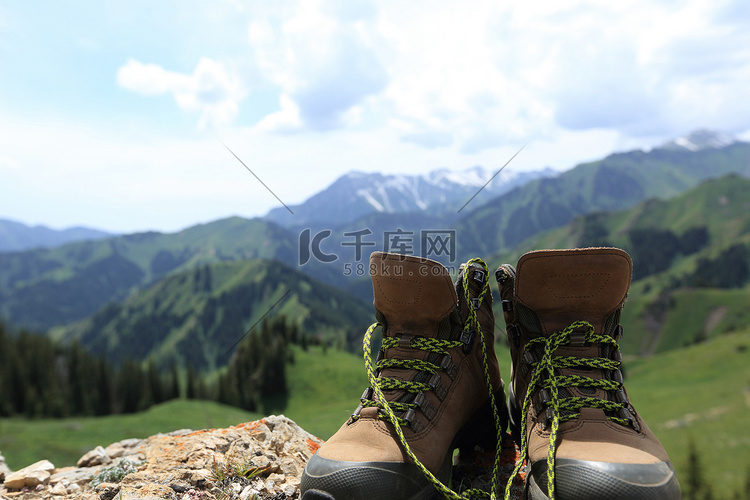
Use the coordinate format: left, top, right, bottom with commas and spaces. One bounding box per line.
0, 218, 114, 253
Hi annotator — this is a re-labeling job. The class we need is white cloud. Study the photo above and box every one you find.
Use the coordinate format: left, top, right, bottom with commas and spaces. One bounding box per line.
248, 0, 387, 132
117, 57, 246, 129
362, 0, 750, 150
487, 0, 750, 138
113, 0, 750, 148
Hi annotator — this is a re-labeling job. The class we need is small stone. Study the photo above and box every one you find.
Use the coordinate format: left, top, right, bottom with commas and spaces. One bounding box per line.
78, 446, 112, 468
267, 473, 285, 484
183, 468, 211, 486
286, 476, 301, 488
250, 455, 270, 470
4, 460, 54, 490
239, 485, 260, 500
49, 482, 68, 495
105, 439, 143, 459
283, 483, 297, 497
279, 458, 297, 476
169, 482, 190, 493
263, 479, 275, 493
50, 466, 96, 485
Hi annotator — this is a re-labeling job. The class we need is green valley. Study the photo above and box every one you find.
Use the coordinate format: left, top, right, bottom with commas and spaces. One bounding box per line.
51, 259, 373, 371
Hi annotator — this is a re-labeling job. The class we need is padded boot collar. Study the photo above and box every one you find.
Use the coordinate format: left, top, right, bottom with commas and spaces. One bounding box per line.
370, 252, 458, 336
515, 248, 632, 336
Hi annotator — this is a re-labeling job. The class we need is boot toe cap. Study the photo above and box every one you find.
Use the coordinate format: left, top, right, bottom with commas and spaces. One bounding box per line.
301, 453, 437, 500
529, 458, 681, 500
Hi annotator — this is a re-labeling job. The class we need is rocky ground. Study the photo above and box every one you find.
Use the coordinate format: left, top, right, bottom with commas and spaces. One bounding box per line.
0, 415, 524, 499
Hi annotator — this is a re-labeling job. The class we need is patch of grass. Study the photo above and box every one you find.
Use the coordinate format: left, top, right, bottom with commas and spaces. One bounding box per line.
0, 400, 259, 470
626, 327, 750, 494
208, 456, 265, 483
282, 344, 368, 439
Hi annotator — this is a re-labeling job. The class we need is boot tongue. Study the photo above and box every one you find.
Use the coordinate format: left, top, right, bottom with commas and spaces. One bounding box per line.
370, 252, 457, 337
515, 248, 632, 336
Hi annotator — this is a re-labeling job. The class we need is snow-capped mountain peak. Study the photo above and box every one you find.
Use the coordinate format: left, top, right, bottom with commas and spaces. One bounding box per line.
660, 129, 737, 152
265, 165, 557, 227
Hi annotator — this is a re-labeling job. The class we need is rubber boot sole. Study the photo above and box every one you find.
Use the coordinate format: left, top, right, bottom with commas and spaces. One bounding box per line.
526, 459, 681, 500
301, 388, 506, 500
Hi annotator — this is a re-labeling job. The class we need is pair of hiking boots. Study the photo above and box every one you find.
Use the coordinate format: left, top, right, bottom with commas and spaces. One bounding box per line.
300, 248, 682, 499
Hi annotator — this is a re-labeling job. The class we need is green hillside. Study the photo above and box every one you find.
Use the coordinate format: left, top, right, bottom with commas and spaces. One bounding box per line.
456, 142, 750, 259
487, 175, 750, 356
51, 260, 372, 371
0, 217, 300, 330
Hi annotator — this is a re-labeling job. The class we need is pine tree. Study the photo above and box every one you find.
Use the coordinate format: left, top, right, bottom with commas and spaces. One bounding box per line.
95, 356, 113, 416
117, 360, 145, 413
186, 365, 197, 399
68, 341, 88, 415
685, 438, 709, 500
146, 359, 162, 406
0, 322, 8, 416
168, 362, 180, 400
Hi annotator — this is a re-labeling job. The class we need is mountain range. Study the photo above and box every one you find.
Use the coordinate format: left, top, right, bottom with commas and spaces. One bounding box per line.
265, 165, 558, 228
455, 134, 750, 257
41, 173, 750, 371
1, 129, 749, 370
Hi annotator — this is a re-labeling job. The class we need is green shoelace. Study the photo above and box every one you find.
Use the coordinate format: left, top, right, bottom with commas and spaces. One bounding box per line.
504, 320, 630, 500
358, 258, 503, 499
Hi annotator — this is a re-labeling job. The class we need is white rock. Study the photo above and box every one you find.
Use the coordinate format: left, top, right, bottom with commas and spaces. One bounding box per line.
3, 460, 54, 490
239, 485, 259, 500
77, 445, 111, 467
105, 438, 143, 459
25, 470, 51, 488
49, 482, 68, 495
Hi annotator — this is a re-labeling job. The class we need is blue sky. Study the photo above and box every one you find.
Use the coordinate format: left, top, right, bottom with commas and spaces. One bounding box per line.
2, 0, 750, 233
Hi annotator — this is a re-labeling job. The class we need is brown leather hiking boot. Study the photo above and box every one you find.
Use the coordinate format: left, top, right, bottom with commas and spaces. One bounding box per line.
300, 252, 507, 500
495, 248, 681, 500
